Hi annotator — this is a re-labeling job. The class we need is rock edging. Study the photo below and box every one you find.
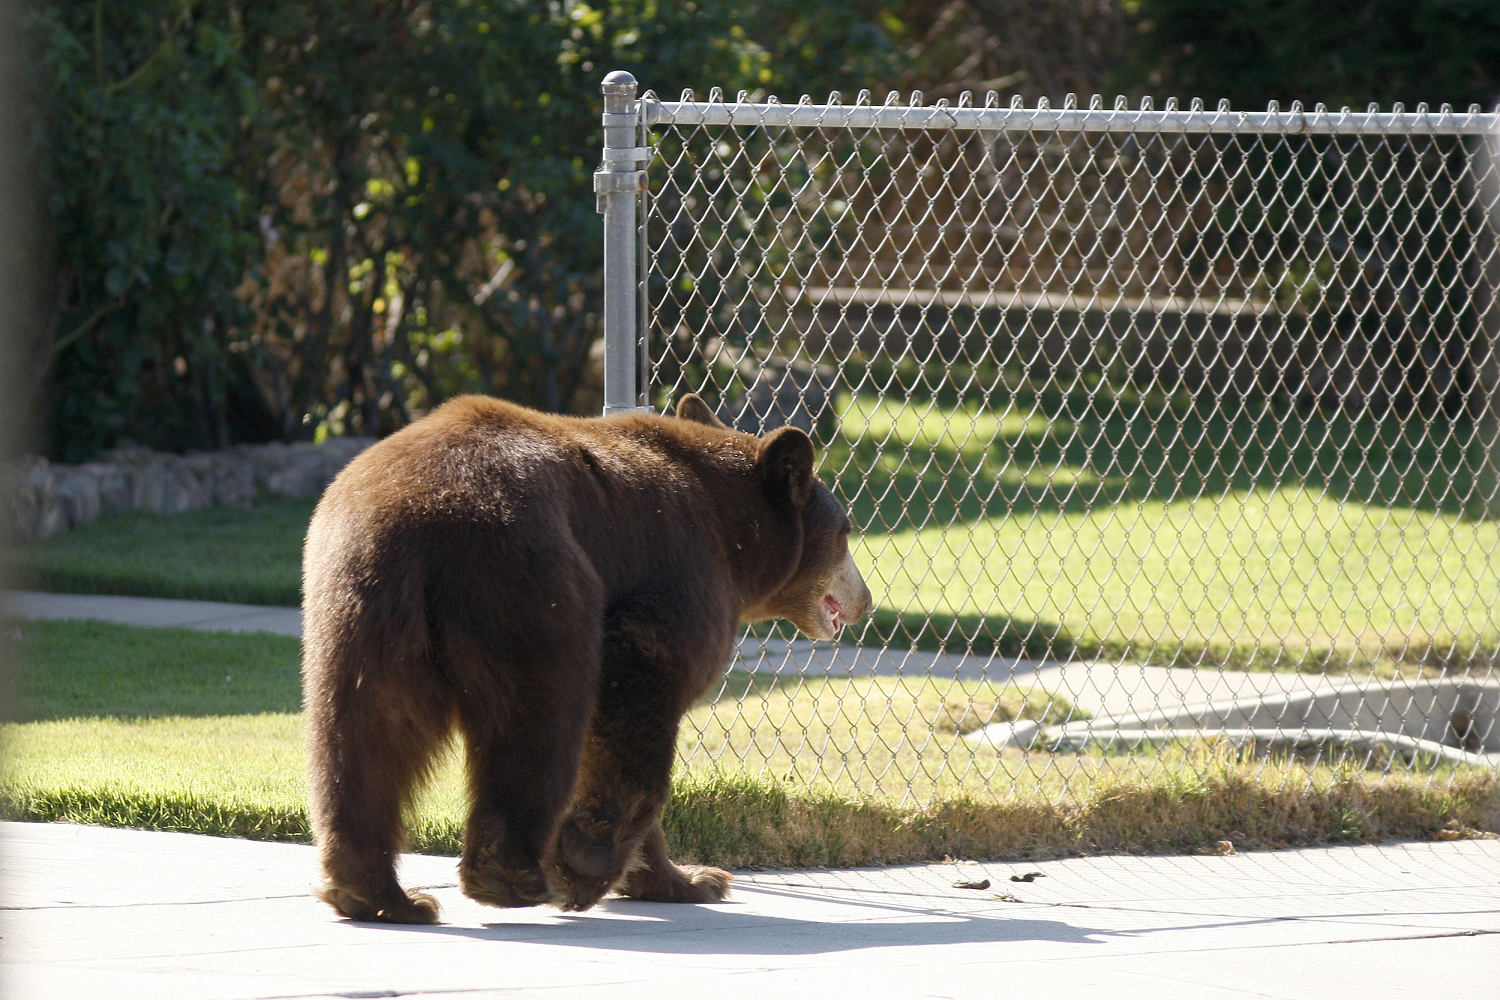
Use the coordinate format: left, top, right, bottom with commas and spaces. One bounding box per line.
3, 438, 375, 541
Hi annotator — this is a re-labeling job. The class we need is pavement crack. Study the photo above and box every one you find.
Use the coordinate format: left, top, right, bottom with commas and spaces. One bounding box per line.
0, 892, 312, 912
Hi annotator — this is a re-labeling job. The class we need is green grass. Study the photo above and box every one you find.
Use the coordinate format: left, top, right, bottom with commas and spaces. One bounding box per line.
13, 390, 1499, 677
9, 498, 311, 606
6, 619, 302, 720
684, 670, 1087, 803
823, 389, 1500, 674
4, 620, 1495, 863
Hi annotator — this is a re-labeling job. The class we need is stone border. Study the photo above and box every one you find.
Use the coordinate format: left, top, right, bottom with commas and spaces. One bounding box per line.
3, 438, 375, 540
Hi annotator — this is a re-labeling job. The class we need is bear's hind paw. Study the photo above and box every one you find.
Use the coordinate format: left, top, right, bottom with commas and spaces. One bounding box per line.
677, 865, 734, 902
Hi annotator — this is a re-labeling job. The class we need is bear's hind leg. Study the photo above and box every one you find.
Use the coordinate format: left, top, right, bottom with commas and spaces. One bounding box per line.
453, 632, 601, 911
307, 662, 449, 924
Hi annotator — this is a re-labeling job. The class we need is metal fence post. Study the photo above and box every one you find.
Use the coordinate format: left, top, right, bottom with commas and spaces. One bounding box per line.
595, 70, 649, 415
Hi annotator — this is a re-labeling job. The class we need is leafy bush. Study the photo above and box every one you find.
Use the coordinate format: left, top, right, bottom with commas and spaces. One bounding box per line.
25, 2, 261, 459
26, 1, 902, 460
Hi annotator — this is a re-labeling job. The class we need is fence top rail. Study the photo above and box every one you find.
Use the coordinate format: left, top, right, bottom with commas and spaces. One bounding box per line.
638, 91, 1500, 137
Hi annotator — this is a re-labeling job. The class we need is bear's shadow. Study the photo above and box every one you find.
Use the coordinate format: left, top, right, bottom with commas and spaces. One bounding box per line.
354, 884, 1270, 956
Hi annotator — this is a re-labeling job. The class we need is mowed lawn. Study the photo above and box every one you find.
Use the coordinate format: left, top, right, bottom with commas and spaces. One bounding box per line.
827, 389, 1500, 672
1, 619, 1080, 823
11, 387, 1499, 678
5, 387, 1497, 865
6, 619, 1494, 866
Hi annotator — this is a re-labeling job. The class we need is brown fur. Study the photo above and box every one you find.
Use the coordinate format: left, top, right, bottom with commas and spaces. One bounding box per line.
302, 393, 869, 922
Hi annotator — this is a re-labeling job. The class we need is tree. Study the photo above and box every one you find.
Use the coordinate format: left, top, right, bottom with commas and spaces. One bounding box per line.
25, 1, 261, 460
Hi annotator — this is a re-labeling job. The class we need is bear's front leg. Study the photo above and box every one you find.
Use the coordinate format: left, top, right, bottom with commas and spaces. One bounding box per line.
547, 706, 681, 911
549, 787, 653, 910
548, 597, 731, 911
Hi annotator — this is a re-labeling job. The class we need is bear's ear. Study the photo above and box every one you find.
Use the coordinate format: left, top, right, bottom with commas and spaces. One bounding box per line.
676, 393, 726, 429
758, 426, 816, 509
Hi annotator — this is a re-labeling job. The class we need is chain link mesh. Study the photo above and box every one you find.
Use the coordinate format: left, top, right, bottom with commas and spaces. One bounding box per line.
633, 89, 1500, 807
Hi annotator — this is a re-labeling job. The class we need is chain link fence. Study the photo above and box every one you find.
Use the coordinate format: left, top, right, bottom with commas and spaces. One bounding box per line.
596, 73, 1500, 809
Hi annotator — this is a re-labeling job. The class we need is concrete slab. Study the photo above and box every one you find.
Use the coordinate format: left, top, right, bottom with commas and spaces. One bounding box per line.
2, 822, 1497, 999
743, 634, 1373, 713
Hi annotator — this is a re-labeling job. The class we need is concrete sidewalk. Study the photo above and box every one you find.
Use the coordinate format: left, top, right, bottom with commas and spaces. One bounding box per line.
4, 590, 304, 636
2, 821, 1497, 999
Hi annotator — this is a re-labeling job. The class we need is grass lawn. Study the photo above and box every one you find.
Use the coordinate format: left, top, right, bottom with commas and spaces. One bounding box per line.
9, 498, 310, 606
12, 389, 1498, 677
4, 620, 1495, 865
826, 389, 1500, 674
6, 385, 1496, 863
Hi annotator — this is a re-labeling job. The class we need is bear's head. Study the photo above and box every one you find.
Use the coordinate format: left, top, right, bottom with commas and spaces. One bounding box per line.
677, 394, 872, 641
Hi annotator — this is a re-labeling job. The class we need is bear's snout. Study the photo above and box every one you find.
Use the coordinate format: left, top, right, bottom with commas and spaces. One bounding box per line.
815, 550, 872, 639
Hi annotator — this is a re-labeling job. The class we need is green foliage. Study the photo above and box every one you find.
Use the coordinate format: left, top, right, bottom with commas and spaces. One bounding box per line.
25, 1, 261, 460
26, 1, 908, 460
1118, 0, 1500, 107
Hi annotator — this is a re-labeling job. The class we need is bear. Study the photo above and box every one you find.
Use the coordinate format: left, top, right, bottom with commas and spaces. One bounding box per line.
301, 392, 871, 923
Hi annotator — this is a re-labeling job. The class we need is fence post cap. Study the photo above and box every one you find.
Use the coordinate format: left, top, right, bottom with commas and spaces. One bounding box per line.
601, 70, 638, 95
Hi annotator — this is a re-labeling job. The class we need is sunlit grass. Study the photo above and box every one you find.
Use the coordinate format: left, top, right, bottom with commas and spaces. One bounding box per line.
3, 621, 1494, 864
678, 671, 1086, 803
851, 488, 1500, 671
827, 391, 1500, 673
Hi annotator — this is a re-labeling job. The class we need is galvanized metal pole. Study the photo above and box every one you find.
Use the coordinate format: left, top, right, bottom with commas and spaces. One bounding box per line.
595, 71, 649, 415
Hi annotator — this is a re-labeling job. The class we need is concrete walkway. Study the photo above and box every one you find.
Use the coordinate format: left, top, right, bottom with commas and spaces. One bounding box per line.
2, 821, 1497, 999
4, 592, 1499, 997
4, 589, 304, 636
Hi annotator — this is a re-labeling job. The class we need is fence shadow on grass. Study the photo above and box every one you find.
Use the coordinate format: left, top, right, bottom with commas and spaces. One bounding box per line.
831, 385, 1498, 528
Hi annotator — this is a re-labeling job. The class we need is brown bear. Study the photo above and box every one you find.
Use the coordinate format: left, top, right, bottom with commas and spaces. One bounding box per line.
302, 393, 871, 923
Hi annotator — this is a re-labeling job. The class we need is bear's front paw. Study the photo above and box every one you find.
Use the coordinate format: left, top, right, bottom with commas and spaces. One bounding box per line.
619, 862, 734, 903
550, 818, 619, 911
459, 861, 558, 909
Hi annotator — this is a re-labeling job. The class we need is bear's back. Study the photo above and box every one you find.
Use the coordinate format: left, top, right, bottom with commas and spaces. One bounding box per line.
329, 395, 749, 522
305, 395, 767, 606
